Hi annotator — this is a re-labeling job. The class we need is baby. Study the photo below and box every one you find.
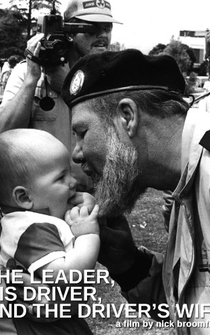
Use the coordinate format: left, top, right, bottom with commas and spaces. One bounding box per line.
0, 128, 100, 334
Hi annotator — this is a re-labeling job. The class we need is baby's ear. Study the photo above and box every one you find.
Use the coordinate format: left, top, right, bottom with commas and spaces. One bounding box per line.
12, 186, 33, 209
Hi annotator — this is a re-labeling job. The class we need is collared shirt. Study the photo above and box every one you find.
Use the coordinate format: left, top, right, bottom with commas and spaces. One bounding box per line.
124, 104, 210, 335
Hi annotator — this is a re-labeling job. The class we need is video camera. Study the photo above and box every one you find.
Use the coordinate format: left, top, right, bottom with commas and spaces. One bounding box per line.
37, 14, 97, 66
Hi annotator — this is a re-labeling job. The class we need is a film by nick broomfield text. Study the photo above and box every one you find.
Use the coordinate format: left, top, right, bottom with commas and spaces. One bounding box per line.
1, 268, 210, 333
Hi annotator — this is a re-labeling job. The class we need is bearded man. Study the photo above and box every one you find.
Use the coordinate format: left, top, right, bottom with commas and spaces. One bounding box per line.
62, 48, 210, 335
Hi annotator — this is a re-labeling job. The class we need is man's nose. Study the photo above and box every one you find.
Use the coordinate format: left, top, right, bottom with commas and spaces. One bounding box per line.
72, 144, 84, 164
95, 27, 109, 37
96, 28, 106, 36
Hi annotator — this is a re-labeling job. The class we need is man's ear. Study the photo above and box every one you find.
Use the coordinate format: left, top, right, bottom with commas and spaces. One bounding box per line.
12, 186, 33, 209
116, 98, 138, 137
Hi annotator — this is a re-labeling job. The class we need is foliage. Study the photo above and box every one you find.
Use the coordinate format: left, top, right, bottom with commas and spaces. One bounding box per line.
0, 1, 62, 59
181, 43, 196, 73
0, 8, 27, 59
162, 40, 192, 74
148, 43, 166, 56
185, 72, 199, 94
198, 60, 209, 76
110, 42, 125, 51
148, 40, 197, 76
31, 0, 61, 14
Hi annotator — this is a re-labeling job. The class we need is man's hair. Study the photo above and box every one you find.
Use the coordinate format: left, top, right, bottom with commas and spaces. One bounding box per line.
86, 89, 189, 127
0, 129, 52, 204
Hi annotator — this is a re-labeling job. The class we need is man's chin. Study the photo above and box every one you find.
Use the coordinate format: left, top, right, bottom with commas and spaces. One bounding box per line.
94, 189, 133, 217
95, 184, 146, 218
91, 46, 108, 54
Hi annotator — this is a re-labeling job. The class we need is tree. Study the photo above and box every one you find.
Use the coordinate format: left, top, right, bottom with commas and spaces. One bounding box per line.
198, 60, 209, 76
149, 40, 196, 76
21, 0, 62, 39
110, 42, 125, 51
148, 43, 166, 56
181, 43, 197, 74
162, 40, 192, 75
0, 8, 27, 59
32, 0, 61, 13
0, 1, 62, 58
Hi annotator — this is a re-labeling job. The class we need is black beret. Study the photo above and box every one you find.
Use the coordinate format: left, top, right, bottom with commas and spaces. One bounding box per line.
62, 49, 185, 107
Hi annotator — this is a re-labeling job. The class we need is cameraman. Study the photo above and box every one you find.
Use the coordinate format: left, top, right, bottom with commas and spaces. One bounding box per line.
0, 0, 121, 192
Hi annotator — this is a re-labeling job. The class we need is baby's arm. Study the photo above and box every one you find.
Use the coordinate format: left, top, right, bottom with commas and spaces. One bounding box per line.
37, 204, 100, 281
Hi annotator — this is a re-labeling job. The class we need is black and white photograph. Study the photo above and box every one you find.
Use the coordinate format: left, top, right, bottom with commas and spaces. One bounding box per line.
0, 1, 210, 334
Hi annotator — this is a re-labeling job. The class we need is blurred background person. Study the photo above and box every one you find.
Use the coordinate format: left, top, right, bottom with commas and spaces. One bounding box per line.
0, 55, 19, 92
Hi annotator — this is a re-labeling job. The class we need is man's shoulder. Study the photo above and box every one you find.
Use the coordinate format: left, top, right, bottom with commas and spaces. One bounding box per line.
15, 60, 27, 70
9, 60, 27, 79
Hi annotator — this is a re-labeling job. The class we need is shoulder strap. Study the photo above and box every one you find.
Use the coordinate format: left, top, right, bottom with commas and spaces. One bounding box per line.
194, 91, 210, 104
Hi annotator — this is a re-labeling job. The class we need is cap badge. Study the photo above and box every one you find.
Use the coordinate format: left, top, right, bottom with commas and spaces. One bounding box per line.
96, 0, 106, 9
70, 70, 85, 96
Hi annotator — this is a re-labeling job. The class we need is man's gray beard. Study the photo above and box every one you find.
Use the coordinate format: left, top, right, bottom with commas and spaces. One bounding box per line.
92, 127, 143, 217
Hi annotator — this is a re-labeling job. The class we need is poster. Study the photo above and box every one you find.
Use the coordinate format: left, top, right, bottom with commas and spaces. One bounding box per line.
0, 0, 210, 334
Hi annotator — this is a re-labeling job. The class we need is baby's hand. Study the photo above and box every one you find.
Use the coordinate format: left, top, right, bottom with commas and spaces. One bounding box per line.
66, 204, 99, 238
69, 192, 95, 213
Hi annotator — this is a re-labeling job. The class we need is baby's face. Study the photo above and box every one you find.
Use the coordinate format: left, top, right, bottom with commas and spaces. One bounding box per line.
27, 141, 77, 219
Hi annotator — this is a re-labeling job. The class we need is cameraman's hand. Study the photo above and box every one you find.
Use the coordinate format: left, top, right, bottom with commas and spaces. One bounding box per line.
45, 62, 70, 93
25, 33, 44, 82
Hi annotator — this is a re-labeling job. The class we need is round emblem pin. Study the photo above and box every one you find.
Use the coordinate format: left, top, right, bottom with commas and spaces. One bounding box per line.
70, 70, 85, 95
96, 0, 105, 9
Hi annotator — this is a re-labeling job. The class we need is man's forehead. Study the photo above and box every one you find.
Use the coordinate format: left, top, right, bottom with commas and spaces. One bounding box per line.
72, 102, 88, 116
72, 101, 94, 117
71, 102, 102, 128
71, 103, 92, 123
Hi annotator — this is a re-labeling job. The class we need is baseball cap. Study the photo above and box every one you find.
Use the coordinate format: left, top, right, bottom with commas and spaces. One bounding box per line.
62, 49, 186, 108
64, 0, 121, 24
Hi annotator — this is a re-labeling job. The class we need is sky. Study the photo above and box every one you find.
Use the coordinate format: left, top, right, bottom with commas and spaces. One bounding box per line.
110, 0, 210, 54
2, 0, 210, 55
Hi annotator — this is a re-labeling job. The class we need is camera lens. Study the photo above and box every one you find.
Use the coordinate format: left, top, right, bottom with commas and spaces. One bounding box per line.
53, 40, 67, 55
